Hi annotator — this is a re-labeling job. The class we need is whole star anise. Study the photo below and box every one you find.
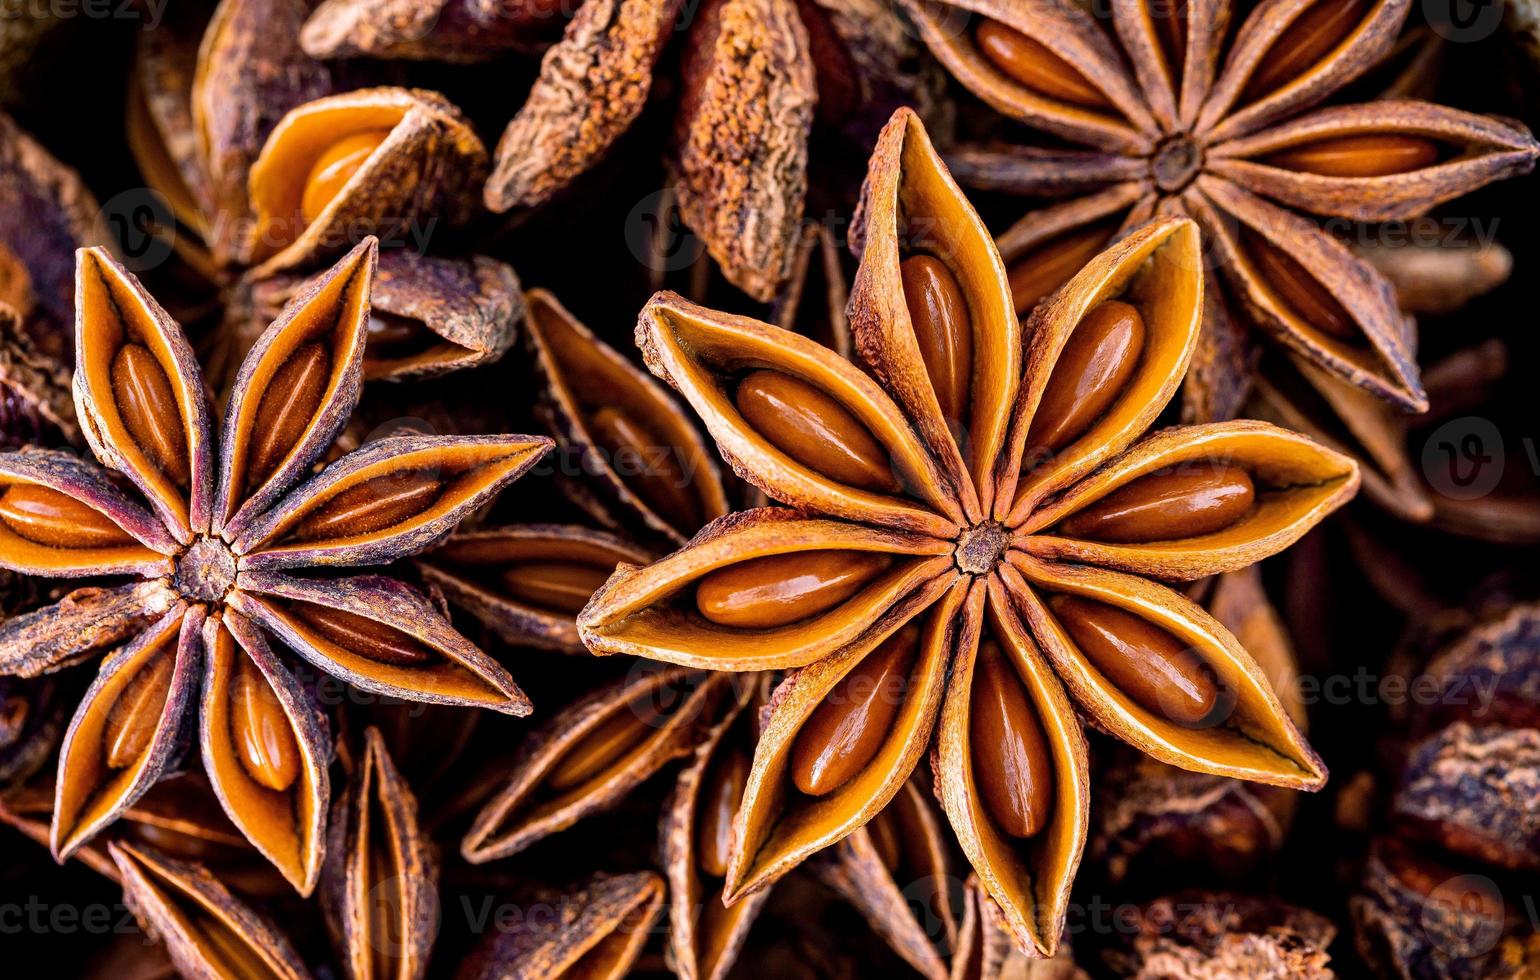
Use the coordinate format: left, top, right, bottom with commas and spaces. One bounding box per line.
0, 237, 550, 895
579, 109, 1358, 955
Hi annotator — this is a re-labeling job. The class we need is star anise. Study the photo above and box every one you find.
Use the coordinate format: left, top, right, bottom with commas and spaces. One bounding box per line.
902, 0, 1538, 420
0, 237, 551, 895
578, 108, 1358, 954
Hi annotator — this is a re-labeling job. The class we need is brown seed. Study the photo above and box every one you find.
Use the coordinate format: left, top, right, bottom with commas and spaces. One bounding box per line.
1263, 133, 1440, 177
1047, 595, 1220, 728
291, 604, 435, 667
545, 698, 666, 792
104, 652, 175, 769
695, 551, 891, 629
1007, 223, 1116, 316
735, 370, 901, 493
969, 640, 1054, 838
246, 343, 330, 491
300, 128, 393, 225
789, 628, 918, 796
0, 484, 135, 548
974, 20, 1110, 109
1243, 230, 1358, 341
1243, 0, 1369, 102
900, 254, 973, 424
696, 746, 750, 879
498, 561, 609, 615
111, 344, 190, 487
587, 406, 700, 531
1025, 300, 1145, 455
1058, 464, 1256, 543
229, 655, 300, 793
290, 470, 440, 542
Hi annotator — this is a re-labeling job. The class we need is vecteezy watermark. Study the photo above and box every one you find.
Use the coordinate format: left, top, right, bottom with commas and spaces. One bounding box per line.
624, 189, 706, 274
0, 898, 140, 936
1, 0, 167, 30
98, 188, 176, 274
1424, 0, 1504, 44
1420, 416, 1508, 501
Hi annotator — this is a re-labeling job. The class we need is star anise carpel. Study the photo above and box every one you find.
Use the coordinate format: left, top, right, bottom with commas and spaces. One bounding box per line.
579, 108, 1358, 955
0, 236, 551, 896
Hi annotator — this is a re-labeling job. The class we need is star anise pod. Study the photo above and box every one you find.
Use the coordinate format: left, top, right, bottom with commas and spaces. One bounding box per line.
0, 237, 551, 896
903, 0, 1538, 421
579, 108, 1358, 954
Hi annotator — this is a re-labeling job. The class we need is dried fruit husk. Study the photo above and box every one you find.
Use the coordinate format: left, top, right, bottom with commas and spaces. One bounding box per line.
417, 523, 653, 653
455, 871, 665, 980
247, 88, 487, 277
0, 303, 77, 448
251, 250, 521, 382
322, 726, 438, 980
109, 839, 313, 980
0, 579, 177, 679
1104, 891, 1336, 979
461, 668, 732, 862
950, 876, 1084, 980
0, 673, 62, 791
526, 288, 729, 545
1353, 233, 1511, 316
301, 0, 548, 63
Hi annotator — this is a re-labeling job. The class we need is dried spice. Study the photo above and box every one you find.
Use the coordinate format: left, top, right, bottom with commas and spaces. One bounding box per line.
951, 876, 1084, 980
580, 108, 1352, 954
1103, 891, 1337, 978
0, 239, 550, 895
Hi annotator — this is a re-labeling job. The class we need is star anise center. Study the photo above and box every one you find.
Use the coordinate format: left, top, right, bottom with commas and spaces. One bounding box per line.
173, 536, 238, 602
1151, 135, 1204, 193
954, 521, 1008, 576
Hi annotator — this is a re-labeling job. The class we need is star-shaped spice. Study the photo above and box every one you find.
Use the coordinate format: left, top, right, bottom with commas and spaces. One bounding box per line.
0, 238, 550, 895
579, 109, 1358, 954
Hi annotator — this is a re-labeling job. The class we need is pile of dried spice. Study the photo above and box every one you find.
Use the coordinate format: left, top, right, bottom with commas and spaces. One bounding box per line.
0, 1, 1537, 978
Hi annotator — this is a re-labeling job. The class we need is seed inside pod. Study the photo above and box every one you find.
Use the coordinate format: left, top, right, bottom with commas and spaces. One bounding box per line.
228, 655, 300, 793
0, 484, 135, 548
246, 343, 330, 490
290, 604, 435, 667
111, 344, 190, 486
696, 745, 751, 879
695, 551, 891, 628
1262, 134, 1441, 177
973, 20, 1110, 109
104, 652, 175, 769
1025, 300, 1146, 456
300, 128, 392, 225
900, 254, 973, 425
1057, 464, 1256, 542
1047, 595, 1221, 728
499, 561, 610, 615
1242, 0, 1370, 103
290, 470, 441, 542
969, 640, 1054, 838
789, 627, 918, 796
734, 370, 901, 493
545, 697, 668, 792
1242, 230, 1358, 341
1007, 223, 1117, 316
587, 406, 699, 531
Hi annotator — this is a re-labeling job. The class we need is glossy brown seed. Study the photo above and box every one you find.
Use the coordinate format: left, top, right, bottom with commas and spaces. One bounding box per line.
290, 471, 441, 542
111, 344, 190, 486
969, 640, 1054, 838
695, 551, 891, 629
1243, 0, 1369, 102
974, 20, 1110, 109
246, 343, 330, 490
229, 655, 300, 793
735, 370, 901, 493
789, 628, 918, 796
696, 746, 750, 878
498, 561, 609, 615
587, 406, 700, 531
1048, 595, 1220, 728
900, 254, 973, 424
300, 129, 393, 225
1244, 231, 1357, 341
1025, 300, 1145, 454
0, 484, 135, 548
545, 699, 666, 792
1007, 224, 1116, 316
1263, 134, 1440, 177
104, 652, 175, 769
291, 604, 435, 667
1058, 464, 1257, 542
